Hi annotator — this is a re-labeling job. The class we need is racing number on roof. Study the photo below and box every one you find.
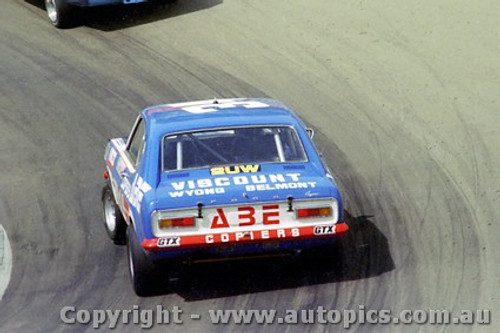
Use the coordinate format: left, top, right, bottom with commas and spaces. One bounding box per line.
210, 205, 280, 229
183, 101, 270, 114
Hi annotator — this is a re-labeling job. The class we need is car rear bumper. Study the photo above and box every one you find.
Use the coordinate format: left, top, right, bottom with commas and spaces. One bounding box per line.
141, 222, 349, 260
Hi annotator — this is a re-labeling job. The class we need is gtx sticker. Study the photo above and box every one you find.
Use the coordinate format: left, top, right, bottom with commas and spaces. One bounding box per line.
157, 237, 180, 247
314, 225, 336, 235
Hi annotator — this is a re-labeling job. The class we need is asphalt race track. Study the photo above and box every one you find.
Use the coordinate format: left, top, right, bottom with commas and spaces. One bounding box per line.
1, 0, 499, 332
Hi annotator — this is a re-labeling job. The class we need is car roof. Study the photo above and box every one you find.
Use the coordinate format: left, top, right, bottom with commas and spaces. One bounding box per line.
142, 98, 305, 135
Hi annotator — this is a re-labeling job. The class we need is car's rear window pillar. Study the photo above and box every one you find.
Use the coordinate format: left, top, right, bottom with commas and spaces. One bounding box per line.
273, 131, 286, 162
176, 139, 183, 170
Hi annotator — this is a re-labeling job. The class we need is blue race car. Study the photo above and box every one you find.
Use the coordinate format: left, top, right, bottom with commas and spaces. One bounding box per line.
44, 0, 156, 28
102, 98, 349, 296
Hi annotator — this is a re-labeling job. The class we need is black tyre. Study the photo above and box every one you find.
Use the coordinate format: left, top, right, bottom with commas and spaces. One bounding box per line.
101, 183, 127, 245
127, 227, 161, 297
44, 0, 79, 28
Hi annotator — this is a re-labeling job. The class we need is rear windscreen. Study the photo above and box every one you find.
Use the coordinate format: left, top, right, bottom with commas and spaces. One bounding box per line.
163, 126, 307, 171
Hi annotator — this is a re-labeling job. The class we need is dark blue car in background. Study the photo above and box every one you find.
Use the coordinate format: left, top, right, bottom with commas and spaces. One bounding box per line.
44, 0, 152, 28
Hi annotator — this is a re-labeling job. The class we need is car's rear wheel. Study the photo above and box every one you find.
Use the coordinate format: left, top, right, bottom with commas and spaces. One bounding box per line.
127, 227, 162, 297
102, 183, 127, 245
44, 0, 78, 28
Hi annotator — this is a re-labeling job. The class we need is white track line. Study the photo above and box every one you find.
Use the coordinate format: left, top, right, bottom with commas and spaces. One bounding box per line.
0, 225, 12, 300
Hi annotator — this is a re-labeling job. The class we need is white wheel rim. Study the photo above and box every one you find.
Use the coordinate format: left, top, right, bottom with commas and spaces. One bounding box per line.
128, 242, 135, 280
45, 0, 58, 23
103, 194, 117, 234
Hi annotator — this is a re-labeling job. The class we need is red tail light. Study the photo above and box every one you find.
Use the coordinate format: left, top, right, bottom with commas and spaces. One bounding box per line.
296, 207, 332, 219
159, 217, 195, 229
